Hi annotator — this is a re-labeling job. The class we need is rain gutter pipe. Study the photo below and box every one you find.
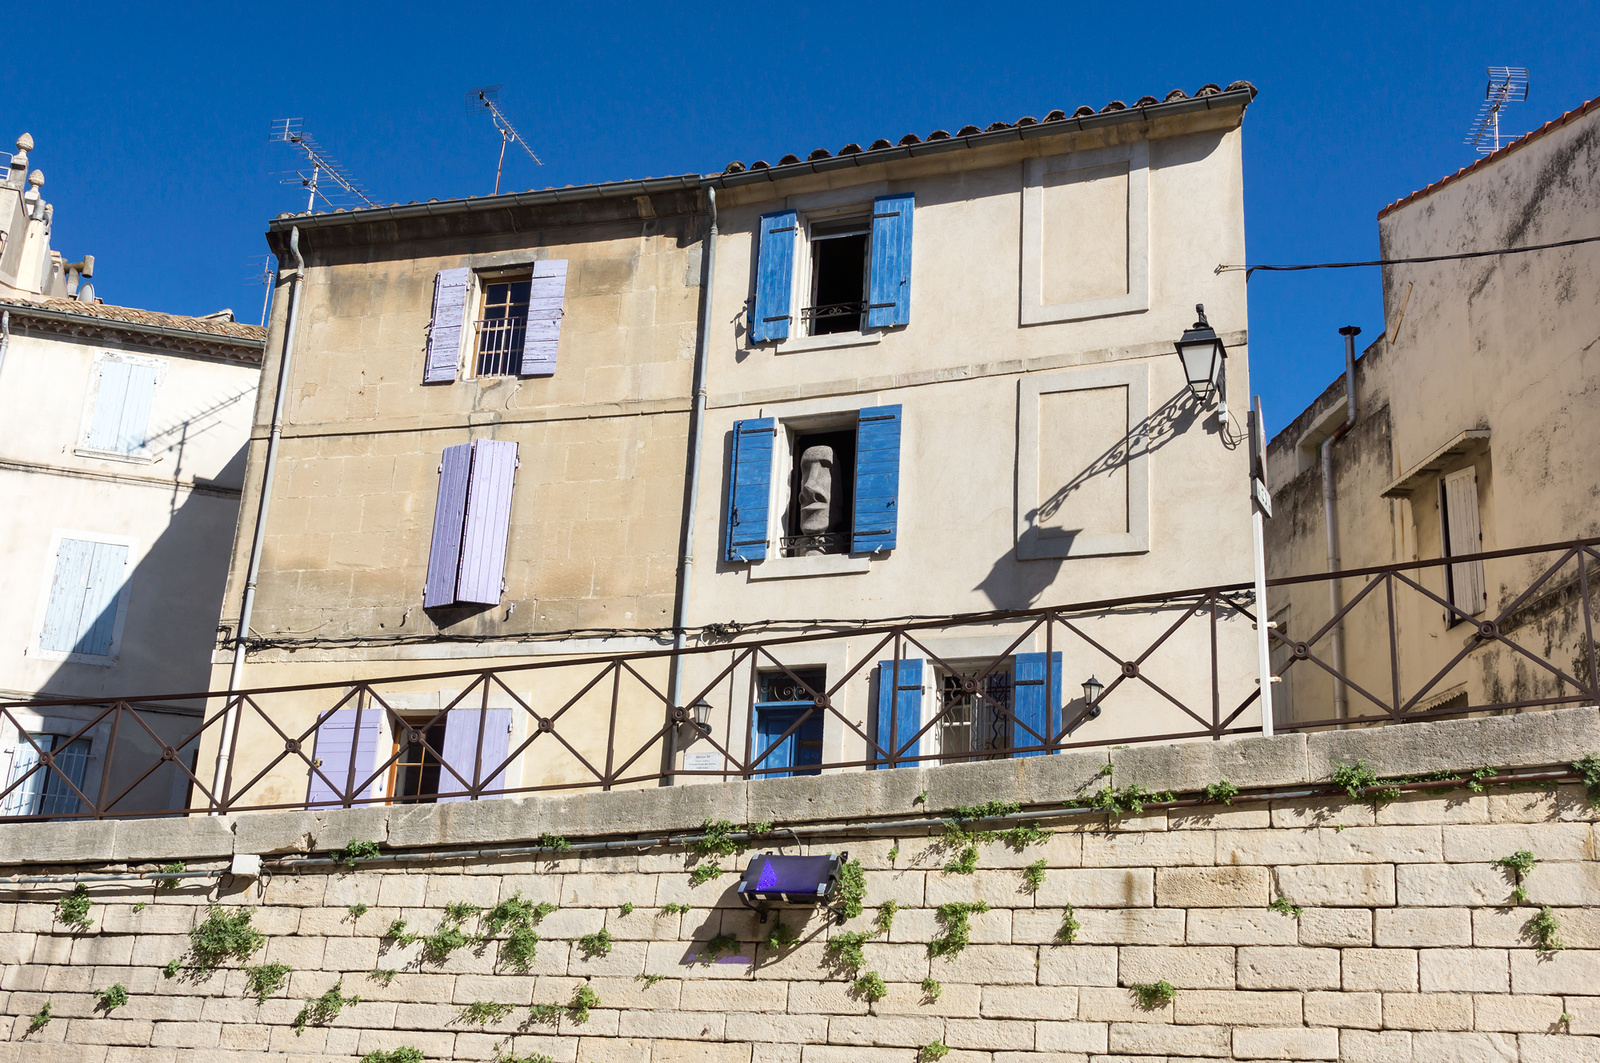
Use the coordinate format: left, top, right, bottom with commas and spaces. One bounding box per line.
210, 228, 303, 805
0, 310, 9, 381
1320, 325, 1360, 720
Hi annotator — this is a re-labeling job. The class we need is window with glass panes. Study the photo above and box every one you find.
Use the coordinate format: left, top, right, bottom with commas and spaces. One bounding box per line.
474, 277, 532, 376
937, 663, 1013, 763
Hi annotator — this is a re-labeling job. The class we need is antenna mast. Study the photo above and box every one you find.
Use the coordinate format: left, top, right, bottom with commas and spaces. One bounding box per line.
269, 118, 379, 211
467, 86, 543, 195
1465, 67, 1530, 155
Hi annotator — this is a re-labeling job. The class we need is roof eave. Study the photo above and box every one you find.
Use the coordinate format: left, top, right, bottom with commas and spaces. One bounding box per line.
0, 298, 267, 358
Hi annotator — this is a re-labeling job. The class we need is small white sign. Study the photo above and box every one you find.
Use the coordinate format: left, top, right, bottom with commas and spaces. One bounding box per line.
682, 750, 724, 774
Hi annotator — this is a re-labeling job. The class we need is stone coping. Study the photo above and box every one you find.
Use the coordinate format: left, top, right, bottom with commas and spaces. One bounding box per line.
2, 706, 1595, 869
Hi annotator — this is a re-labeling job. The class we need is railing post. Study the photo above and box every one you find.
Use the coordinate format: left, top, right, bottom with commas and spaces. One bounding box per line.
603, 664, 621, 791
1581, 550, 1599, 701
95, 702, 123, 819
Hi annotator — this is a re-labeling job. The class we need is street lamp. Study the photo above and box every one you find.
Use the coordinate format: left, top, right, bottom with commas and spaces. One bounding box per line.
1175, 303, 1228, 404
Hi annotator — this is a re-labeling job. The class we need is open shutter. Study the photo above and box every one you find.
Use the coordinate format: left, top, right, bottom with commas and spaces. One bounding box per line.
853, 405, 903, 553
751, 211, 796, 343
519, 259, 567, 376
424, 267, 470, 383
87, 360, 151, 452
874, 659, 924, 768
40, 539, 127, 656
726, 419, 775, 562
439, 706, 512, 802
1443, 467, 1487, 615
1012, 651, 1062, 758
455, 440, 518, 605
2, 736, 46, 817
867, 193, 914, 328
114, 364, 159, 453
424, 443, 473, 607
306, 705, 386, 808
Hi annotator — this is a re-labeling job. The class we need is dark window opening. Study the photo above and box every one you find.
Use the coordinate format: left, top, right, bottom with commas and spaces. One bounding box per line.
475, 277, 531, 376
390, 718, 446, 803
784, 428, 855, 556
806, 217, 869, 335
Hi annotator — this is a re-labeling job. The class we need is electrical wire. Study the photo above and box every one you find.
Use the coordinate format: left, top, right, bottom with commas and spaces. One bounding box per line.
1216, 232, 1600, 280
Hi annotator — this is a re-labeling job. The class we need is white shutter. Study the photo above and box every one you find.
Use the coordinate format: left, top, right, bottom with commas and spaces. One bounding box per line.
1443, 467, 1486, 615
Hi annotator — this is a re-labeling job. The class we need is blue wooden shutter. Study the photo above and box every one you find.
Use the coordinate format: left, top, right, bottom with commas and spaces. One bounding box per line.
78, 542, 128, 656
751, 211, 797, 343
86, 360, 155, 453
874, 658, 924, 769
439, 706, 512, 801
853, 405, 903, 553
455, 440, 518, 605
867, 193, 914, 328
1012, 651, 1063, 758
115, 364, 159, 453
726, 419, 775, 562
424, 444, 473, 606
306, 705, 386, 808
424, 267, 470, 383
40, 539, 127, 656
519, 259, 567, 376
2, 736, 46, 817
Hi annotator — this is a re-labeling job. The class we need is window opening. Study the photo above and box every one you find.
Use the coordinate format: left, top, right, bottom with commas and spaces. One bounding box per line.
804, 216, 870, 335
2, 733, 91, 817
389, 717, 447, 803
937, 663, 1013, 763
474, 276, 531, 376
754, 667, 825, 778
783, 428, 855, 557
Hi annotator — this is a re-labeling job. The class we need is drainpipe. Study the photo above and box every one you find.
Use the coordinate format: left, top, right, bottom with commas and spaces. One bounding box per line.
0, 310, 9, 381
210, 228, 303, 806
1321, 325, 1361, 720
662, 188, 717, 784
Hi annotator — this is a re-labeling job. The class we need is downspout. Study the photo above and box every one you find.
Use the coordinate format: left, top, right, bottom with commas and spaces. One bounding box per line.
0, 310, 9, 381
662, 188, 717, 782
1321, 325, 1361, 720
210, 228, 304, 805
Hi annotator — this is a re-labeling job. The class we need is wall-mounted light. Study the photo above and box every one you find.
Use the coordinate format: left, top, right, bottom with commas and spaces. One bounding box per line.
1082, 675, 1104, 712
736, 851, 846, 921
1175, 303, 1228, 404
691, 698, 713, 735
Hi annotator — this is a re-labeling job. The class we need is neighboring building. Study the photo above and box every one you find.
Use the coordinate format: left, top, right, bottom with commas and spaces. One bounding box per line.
1263, 93, 1600, 727
676, 84, 1262, 779
0, 133, 265, 816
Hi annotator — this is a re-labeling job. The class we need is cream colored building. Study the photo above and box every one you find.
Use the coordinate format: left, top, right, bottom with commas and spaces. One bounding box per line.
1264, 92, 1600, 727
0, 134, 265, 816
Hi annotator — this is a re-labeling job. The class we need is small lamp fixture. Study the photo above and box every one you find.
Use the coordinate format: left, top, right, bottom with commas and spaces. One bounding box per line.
736, 851, 846, 920
1082, 675, 1104, 715
690, 698, 713, 735
1175, 303, 1228, 403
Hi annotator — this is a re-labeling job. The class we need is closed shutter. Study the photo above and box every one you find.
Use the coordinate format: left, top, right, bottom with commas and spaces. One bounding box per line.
751, 211, 797, 343
519, 259, 567, 376
306, 705, 386, 808
867, 193, 914, 328
1443, 467, 1487, 615
438, 706, 512, 801
424, 443, 473, 607
424, 267, 471, 383
2, 735, 47, 817
853, 405, 903, 553
874, 658, 924, 769
726, 419, 775, 562
1012, 652, 1063, 758
455, 440, 518, 605
40, 539, 128, 656
86, 360, 158, 453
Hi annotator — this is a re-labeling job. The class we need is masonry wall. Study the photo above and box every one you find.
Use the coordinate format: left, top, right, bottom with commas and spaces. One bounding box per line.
3, 707, 1600, 1063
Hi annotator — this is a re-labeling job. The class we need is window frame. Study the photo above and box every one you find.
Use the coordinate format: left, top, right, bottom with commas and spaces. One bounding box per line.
799, 209, 874, 337
0, 709, 109, 818
29, 529, 136, 666
747, 406, 874, 579
75, 351, 166, 464
469, 269, 535, 379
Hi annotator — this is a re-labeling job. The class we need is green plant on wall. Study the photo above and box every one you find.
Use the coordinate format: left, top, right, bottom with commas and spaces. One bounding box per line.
185, 908, 265, 976
333, 839, 382, 867
873, 900, 900, 937
1203, 779, 1240, 804
1130, 980, 1177, 1009
659, 903, 691, 915
368, 968, 397, 987
920, 977, 942, 1002
834, 858, 866, 919
1493, 850, 1538, 904
1267, 896, 1303, 918
700, 934, 740, 962
1022, 859, 1047, 894
1527, 907, 1565, 954
928, 902, 988, 959
852, 971, 887, 1003
1055, 904, 1082, 944
1573, 753, 1600, 806
361, 1049, 425, 1063
492, 1047, 554, 1063
245, 962, 293, 1003
293, 978, 360, 1033
457, 1001, 516, 1026
26, 1003, 50, 1034
635, 973, 670, 989
688, 864, 723, 886
919, 1040, 950, 1061
534, 833, 571, 853
56, 883, 93, 930
1329, 758, 1401, 805
157, 861, 186, 891
568, 984, 599, 1024
823, 931, 869, 977
93, 983, 127, 1014
618, 902, 633, 916
420, 922, 475, 965
576, 929, 613, 960
346, 904, 370, 920
382, 919, 418, 947
763, 921, 801, 952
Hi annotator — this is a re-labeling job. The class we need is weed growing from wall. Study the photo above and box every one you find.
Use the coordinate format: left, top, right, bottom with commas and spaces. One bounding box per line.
618, 903, 633, 916
293, 978, 360, 1033
347, 904, 370, 920
162, 959, 180, 980
920, 977, 942, 1002
382, 919, 418, 947
534, 833, 571, 853
1130, 980, 1176, 1009
928, 902, 989, 959
420, 922, 475, 965
93, 983, 127, 1014
569, 984, 599, 1024
659, 903, 691, 915
1329, 759, 1401, 805
56, 884, 93, 930
26, 1003, 50, 1034
245, 962, 293, 1003
457, 1001, 516, 1025
852, 970, 888, 1003
333, 840, 382, 867
492, 1046, 554, 1063
689, 864, 723, 886
700, 934, 740, 962
157, 862, 185, 890
996, 823, 1049, 850
874, 900, 900, 937
824, 931, 869, 977
185, 908, 265, 976
1527, 907, 1565, 953
950, 800, 1022, 820
835, 858, 866, 919
368, 969, 397, 987
1022, 859, 1047, 894
1056, 905, 1081, 944
1493, 850, 1538, 904
887, 843, 900, 862
1203, 780, 1240, 803
919, 1040, 950, 1061
576, 929, 613, 960
1267, 896, 1303, 918
442, 903, 482, 923
361, 1049, 425, 1063
635, 973, 670, 988
1573, 754, 1600, 805
764, 921, 800, 952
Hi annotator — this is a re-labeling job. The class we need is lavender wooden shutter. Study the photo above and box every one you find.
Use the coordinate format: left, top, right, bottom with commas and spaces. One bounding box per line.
424, 267, 470, 383
853, 405, 903, 553
519, 259, 567, 376
751, 211, 796, 343
424, 444, 473, 607
867, 192, 914, 328
306, 705, 386, 808
438, 707, 512, 801
455, 439, 518, 605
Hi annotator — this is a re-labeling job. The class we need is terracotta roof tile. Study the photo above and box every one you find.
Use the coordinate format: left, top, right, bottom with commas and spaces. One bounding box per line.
0, 293, 267, 343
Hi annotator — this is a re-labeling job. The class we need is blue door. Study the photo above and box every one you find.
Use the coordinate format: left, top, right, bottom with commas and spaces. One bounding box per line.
753, 667, 826, 779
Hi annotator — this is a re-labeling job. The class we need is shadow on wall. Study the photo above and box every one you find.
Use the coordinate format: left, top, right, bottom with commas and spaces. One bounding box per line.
1, 453, 248, 819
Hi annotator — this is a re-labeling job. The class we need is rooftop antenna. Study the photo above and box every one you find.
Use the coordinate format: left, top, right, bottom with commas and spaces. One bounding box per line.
246, 256, 275, 327
1465, 67, 1530, 155
466, 86, 542, 195
269, 118, 379, 212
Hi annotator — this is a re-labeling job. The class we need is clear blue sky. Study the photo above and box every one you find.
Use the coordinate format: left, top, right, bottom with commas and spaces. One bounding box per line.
5, 0, 1596, 430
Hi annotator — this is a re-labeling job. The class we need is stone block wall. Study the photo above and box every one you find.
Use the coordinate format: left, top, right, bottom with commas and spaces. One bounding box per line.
2, 708, 1599, 1062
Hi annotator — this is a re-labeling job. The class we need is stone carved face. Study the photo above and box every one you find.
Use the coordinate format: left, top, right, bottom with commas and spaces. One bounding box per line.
797, 445, 842, 548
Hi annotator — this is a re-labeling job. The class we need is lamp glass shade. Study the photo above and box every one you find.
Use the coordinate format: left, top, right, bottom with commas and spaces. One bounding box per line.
1082, 676, 1104, 706
691, 699, 713, 729
1174, 304, 1227, 400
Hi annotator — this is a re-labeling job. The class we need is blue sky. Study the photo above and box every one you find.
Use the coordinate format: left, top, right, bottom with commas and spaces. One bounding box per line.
4, 0, 1596, 429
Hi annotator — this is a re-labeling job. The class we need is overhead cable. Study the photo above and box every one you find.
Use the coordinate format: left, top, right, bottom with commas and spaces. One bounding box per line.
1216, 232, 1600, 280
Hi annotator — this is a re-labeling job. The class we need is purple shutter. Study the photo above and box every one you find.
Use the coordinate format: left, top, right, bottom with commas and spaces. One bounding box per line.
519, 259, 567, 376
424, 443, 473, 607
425, 267, 470, 383
438, 706, 512, 801
306, 705, 386, 808
454, 439, 518, 605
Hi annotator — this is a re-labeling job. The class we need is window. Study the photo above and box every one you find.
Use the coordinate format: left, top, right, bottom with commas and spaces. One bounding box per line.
873, 651, 1060, 768
81, 355, 159, 458
753, 668, 825, 779
1441, 466, 1486, 619
423, 260, 567, 383
389, 717, 446, 803
937, 663, 1014, 763
38, 537, 129, 660
783, 427, 856, 556
474, 275, 531, 376
424, 439, 519, 607
804, 216, 870, 335
2, 733, 92, 817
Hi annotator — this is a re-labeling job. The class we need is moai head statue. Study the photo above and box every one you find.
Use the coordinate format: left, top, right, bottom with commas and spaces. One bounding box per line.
797, 445, 843, 553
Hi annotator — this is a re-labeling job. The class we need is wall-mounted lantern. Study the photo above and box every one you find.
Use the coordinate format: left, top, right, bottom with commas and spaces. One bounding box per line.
691, 697, 713, 735
1175, 303, 1228, 403
1082, 675, 1104, 713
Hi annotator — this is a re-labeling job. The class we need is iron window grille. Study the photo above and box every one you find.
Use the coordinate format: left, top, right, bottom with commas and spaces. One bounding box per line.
938, 666, 1013, 763
474, 277, 532, 376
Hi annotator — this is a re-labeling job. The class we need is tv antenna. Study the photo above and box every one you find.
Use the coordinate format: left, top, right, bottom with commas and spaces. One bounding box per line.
1465, 67, 1530, 155
246, 256, 275, 326
269, 118, 379, 212
466, 86, 542, 194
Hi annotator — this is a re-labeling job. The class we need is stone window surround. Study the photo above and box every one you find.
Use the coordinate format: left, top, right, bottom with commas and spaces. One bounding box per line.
74, 349, 168, 465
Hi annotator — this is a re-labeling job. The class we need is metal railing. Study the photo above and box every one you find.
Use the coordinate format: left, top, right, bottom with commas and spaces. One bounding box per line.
0, 537, 1594, 821
474, 316, 527, 376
